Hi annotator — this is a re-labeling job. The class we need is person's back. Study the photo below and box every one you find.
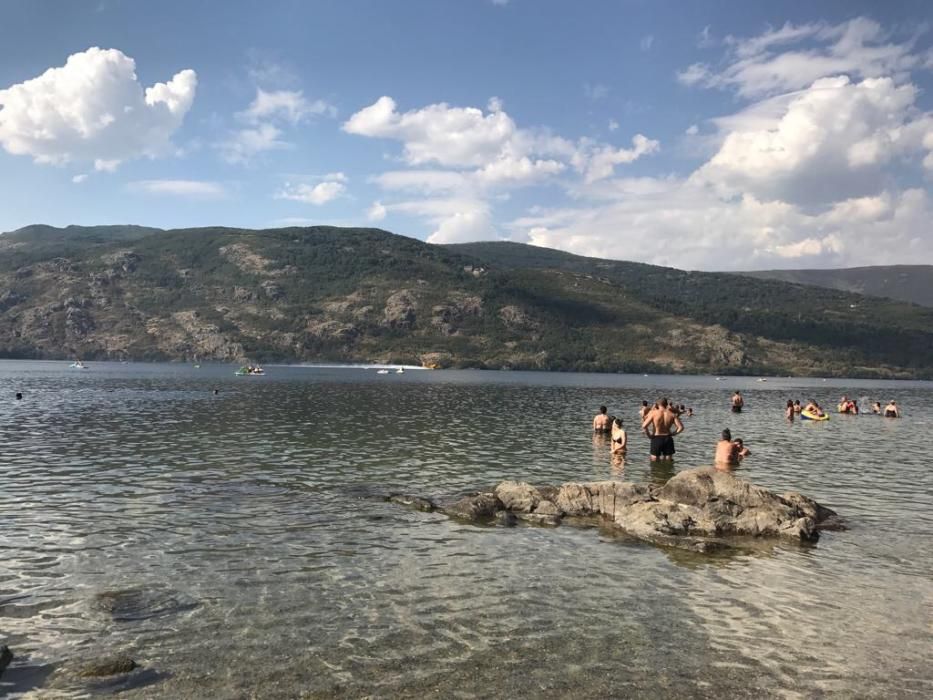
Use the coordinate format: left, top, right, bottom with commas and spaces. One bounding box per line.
715, 429, 736, 467
593, 405, 611, 432
638, 401, 649, 419
642, 399, 683, 461
884, 401, 899, 418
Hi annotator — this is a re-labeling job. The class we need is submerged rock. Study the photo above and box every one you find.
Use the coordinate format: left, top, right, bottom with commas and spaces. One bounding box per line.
1, 645, 12, 676
391, 468, 842, 551
77, 654, 137, 678
387, 494, 436, 512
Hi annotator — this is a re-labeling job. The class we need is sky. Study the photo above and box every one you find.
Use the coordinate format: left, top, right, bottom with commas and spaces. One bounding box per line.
1, 0, 933, 271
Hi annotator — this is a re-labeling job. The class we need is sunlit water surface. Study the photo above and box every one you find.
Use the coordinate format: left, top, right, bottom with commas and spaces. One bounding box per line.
1, 362, 931, 698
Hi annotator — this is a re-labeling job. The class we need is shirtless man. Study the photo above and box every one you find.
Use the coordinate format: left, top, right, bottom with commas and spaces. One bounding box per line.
715, 429, 737, 467
641, 398, 684, 462
883, 400, 900, 418
731, 391, 744, 413
593, 405, 611, 432
638, 400, 650, 420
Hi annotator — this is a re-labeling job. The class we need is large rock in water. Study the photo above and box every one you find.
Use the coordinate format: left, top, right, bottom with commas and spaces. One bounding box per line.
399, 468, 842, 551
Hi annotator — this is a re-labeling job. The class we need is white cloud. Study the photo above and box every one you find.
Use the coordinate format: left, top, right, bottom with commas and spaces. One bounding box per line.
608, 119, 619, 132
695, 75, 927, 204
275, 177, 347, 205
0, 47, 196, 169
343, 95, 518, 168
367, 201, 387, 221
640, 35, 654, 51
697, 25, 716, 49
128, 179, 227, 199
71, 174, 88, 184
345, 95, 659, 245
679, 18, 928, 98
238, 88, 336, 124
685, 124, 699, 135
217, 123, 289, 164
511, 180, 933, 270
573, 134, 660, 183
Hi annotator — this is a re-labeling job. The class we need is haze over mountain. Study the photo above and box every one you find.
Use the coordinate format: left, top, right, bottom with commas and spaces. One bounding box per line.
741, 267, 933, 308
2, 224, 933, 379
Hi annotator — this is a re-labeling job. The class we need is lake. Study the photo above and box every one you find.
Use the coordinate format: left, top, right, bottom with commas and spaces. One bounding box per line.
1, 361, 932, 698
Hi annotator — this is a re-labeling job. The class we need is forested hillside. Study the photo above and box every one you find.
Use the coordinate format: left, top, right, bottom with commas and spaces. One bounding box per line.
1, 225, 932, 378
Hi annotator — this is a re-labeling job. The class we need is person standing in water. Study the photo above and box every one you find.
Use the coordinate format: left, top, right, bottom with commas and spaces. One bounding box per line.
641, 398, 684, 462
794, 400, 802, 414
884, 400, 900, 418
785, 400, 795, 421
593, 406, 611, 432
715, 429, 737, 467
638, 400, 650, 420
610, 417, 627, 456
731, 391, 744, 413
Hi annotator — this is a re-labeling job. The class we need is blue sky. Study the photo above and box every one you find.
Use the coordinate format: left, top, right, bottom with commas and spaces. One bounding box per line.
2, 0, 932, 270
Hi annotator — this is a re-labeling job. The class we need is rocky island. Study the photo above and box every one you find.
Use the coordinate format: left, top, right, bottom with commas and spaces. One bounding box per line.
389, 468, 843, 553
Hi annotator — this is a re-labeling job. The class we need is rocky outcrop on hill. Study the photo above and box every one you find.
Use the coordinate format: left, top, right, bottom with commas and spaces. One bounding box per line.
389, 468, 842, 552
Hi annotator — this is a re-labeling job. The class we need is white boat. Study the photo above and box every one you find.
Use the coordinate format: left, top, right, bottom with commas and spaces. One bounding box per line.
376, 369, 390, 375
69, 361, 87, 370
395, 368, 405, 374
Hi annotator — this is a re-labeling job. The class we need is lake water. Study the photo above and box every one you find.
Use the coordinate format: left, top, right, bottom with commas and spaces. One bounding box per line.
1, 361, 932, 698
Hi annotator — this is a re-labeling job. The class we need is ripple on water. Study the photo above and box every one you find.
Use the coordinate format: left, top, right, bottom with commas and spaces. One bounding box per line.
1, 363, 932, 697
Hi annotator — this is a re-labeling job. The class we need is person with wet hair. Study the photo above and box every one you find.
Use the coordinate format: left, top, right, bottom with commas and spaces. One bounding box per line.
610, 417, 627, 456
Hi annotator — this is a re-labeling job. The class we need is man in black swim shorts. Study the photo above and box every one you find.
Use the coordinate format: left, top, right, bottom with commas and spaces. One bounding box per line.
641, 398, 684, 462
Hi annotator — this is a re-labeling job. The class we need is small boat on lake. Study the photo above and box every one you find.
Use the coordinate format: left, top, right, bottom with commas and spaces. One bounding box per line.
235, 365, 265, 376
69, 360, 87, 370
396, 368, 405, 374
376, 369, 390, 375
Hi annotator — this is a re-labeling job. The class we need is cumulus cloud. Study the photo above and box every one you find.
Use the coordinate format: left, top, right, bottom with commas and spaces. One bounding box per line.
0, 47, 196, 169
344, 95, 658, 242
275, 174, 347, 205
695, 75, 928, 204
511, 180, 933, 270
71, 174, 88, 184
217, 123, 289, 164
128, 179, 226, 199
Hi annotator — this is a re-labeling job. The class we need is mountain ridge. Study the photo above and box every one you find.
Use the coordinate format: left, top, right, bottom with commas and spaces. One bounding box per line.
2, 224, 933, 378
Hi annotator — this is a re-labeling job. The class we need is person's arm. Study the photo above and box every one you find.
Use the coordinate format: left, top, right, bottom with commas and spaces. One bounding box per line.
593, 416, 598, 431
641, 411, 653, 432
619, 430, 627, 449
674, 416, 685, 435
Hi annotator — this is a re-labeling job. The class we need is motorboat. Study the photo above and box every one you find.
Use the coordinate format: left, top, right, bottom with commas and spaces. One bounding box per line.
235, 365, 265, 376
395, 368, 405, 374
69, 360, 87, 370
376, 369, 390, 375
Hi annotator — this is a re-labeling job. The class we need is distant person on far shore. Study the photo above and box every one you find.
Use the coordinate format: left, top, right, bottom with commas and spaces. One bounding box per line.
731, 391, 744, 413
593, 406, 611, 433
785, 400, 794, 421
642, 398, 683, 462
610, 417, 627, 456
884, 400, 900, 418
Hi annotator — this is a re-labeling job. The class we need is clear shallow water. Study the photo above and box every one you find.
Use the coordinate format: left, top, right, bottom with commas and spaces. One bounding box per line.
1, 361, 932, 698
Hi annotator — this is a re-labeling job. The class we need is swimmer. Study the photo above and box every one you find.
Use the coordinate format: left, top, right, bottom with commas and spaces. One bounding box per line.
785, 400, 794, 421
15, 392, 23, 400
715, 429, 737, 467
610, 417, 627, 456
686, 407, 694, 417
638, 400, 650, 420
794, 400, 802, 414
883, 400, 900, 418
871, 401, 882, 414
733, 438, 751, 459
641, 398, 684, 462
731, 391, 744, 413
593, 405, 611, 433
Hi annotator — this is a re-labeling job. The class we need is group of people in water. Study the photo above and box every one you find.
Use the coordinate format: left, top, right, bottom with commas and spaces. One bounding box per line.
593, 389, 904, 470
781, 396, 901, 419
593, 399, 747, 467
